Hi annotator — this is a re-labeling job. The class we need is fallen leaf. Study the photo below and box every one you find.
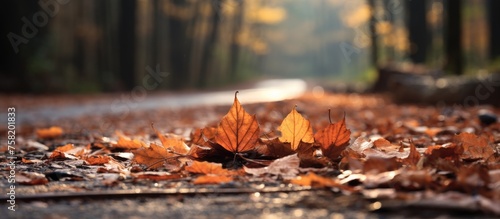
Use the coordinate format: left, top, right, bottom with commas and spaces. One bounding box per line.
290, 172, 340, 188
314, 114, 351, 159
255, 138, 295, 158
113, 131, 147, 149
278, 107, 314, 150
192, 175, 233, 185
185, 161, 231, 175
54, 143, 74, 152
36, 126, 63, 139
156, 132, 190, 155
84, 155, 112, 165
132, 142, 177, 170
132, 172, 184, 181
244, 154, 300, 180
16, 172, 49, 185
453, 132, 495, 161
191, 127, 216, 146
215, 92, 260, 153
401, 140, 421, 167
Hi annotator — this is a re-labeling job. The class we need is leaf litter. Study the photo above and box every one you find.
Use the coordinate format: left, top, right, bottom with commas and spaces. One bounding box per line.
2, 91, 500, 216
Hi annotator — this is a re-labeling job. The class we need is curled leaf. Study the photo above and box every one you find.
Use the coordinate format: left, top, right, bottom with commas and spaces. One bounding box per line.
215, 92, 260, 153
278, 107, 314, 150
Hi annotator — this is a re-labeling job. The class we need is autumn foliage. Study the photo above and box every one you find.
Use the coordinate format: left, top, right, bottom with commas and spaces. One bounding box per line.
16, 91, 500, 215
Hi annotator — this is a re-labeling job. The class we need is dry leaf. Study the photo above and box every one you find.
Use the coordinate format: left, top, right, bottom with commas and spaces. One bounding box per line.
185, 161, 231, 175
278, 107, 314, 150
244, 154, 300, 180
314, 114, 351, 159
84, 155, 112, 165
401, 140, 421, 167
453, 132, 494, 161
113, 131, 147, 149
215, 92, 260, 153
192, 175, 233, 185
155, 132, 190, 155
132, 172, 184, 181
132, 142, 176, 169
36, 126, 63, 139
191, 127, 216, 146
290, 172, 340, 188
16, 172, 49, 185
54, 144, 74, 152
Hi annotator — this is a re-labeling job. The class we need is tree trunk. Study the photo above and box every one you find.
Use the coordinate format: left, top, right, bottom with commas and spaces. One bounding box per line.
198, 1, 221, 88
444, 0, 463, 75
119, 0, 137, 90
367, 0, 378, 67
408, 0, 429, 64
488, 0, 500, 64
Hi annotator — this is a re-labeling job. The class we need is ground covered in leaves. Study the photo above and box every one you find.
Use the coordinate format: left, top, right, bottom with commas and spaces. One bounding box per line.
1, 91, 500, 218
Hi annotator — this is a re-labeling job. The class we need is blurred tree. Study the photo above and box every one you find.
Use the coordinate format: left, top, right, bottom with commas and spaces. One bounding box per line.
119, 0, 137, 90
444, 0, 463, 75
408, 0, 429, 64
488, 0, 500, 68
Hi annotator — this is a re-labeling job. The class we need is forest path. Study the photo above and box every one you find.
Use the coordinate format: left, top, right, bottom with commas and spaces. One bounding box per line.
2, 79, 307, 125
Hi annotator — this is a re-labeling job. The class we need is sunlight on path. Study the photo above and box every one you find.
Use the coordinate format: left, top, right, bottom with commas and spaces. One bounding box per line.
12, 79, 307, 124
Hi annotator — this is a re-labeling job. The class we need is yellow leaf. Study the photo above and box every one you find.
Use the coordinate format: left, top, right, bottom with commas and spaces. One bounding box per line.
215, 92, 260, 153
278, 107, 314, 150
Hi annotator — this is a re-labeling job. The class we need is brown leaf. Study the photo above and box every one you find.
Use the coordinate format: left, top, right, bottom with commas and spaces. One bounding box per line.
185, 161, 231, 175
132, 172, 184, 181
113, 131, 147, 149
84, 155, 112, 165
54, 144, 74, 152
132, 142, 176, 170
401, 140, 421, 167
255, 138, 295, 158
453, 132, 495, 161
278, 107, 314, 150
192, 175, 233, 185
16, 172, 48, 185
363, 157, 400, 174
314, 114, 351, 159
290, 172, 340, 188
215, 92, 260, 153
156, 133, 190, 155
244, 154, 300, 180
191, 127, 216, 146
36, 126, 63, 139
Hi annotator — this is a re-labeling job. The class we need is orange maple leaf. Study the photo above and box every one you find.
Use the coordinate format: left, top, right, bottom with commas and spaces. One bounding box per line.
215, 92, 260, 153
36, 126, 63, 139
314, 113, 350, 159
278, 106, 314, 150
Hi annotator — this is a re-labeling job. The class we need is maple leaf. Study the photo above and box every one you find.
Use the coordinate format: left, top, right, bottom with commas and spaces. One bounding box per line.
215, 91, 260, 153
36, 126, 63, 139
314, 112, 351, 160
278, 106, 314, 150
154, 128, 190, 155
191, 127, 216, 146
401, 140, 421, 167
